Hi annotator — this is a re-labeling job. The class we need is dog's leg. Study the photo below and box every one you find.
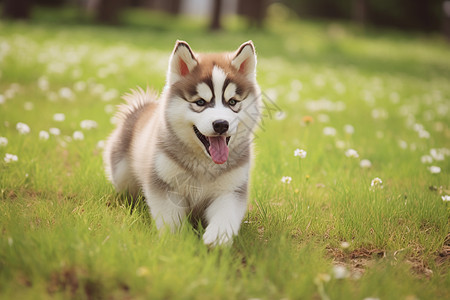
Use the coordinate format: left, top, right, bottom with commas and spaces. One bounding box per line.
143, 188, 187, 232
203, 193, 247, 246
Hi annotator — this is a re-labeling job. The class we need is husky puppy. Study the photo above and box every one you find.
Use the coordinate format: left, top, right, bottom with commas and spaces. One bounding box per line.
103, 40, 261, 246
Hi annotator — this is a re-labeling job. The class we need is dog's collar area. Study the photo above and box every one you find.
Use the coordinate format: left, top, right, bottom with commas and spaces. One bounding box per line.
193, 126, 230, 156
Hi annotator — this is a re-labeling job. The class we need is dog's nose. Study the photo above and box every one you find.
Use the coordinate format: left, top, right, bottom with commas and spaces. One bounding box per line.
212, 119, 229, 134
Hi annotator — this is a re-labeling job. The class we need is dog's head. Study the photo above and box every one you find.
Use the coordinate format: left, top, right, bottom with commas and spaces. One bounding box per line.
164, 40, 261, 165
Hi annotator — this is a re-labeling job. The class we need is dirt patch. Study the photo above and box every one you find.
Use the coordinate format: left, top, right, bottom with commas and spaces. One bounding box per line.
47, 268, 80, 296
327, 240, 450, 279
436, 233, 450, 266
46, 267, 131, 299
328, 247, 384, 276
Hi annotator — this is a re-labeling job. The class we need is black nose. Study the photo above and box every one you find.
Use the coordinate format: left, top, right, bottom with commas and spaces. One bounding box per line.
212, 119, 229, 134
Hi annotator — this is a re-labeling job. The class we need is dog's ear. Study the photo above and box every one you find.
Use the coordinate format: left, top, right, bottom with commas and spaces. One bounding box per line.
231, 41, 256, 78
167, 40, 198, 85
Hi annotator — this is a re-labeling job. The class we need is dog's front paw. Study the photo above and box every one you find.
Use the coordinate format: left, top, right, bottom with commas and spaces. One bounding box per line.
203, 224, 234, 247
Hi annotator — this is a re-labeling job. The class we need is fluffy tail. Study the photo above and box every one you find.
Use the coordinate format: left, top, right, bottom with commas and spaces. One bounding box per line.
115, 87, 159, 122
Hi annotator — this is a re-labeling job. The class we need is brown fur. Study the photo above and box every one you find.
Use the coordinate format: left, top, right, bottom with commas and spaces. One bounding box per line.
170, 53, 257, 102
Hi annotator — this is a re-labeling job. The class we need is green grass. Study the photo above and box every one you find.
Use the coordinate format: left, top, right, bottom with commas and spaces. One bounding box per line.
1, 7, 449, 299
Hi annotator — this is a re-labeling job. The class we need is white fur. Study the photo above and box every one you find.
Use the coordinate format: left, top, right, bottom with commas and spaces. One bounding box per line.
212, 66, 227, 103
224, 83, 237, 101
196, 82, 213, 102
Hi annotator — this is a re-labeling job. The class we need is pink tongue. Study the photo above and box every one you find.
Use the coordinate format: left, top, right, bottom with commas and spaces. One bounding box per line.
208, 136, 229, 164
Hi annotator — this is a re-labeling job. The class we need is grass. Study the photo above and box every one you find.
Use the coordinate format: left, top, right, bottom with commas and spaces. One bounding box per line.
1, 6, 449, 299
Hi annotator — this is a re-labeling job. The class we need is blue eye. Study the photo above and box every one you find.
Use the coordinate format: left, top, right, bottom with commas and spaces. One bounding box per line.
229, 99, 238, 106
195, 99, 206, 106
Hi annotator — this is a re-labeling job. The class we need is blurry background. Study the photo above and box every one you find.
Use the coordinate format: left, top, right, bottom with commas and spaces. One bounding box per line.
1, 0, 450, 37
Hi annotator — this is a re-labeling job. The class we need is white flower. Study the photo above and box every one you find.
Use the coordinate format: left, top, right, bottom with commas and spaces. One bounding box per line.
59, 87, 74, 100
72, 68, 82, 79
340, 241, 350, 249
442, 195, 450, 202
0, 137, 7, 147
291, 79, 303, 91
73, 131, 84, 140
97, 140, 105, 149
53, 113, 65, 122
332, 265, 349, 279
345, 149, 359, 158
413, 123, 424, 132
38, 77, 49, 91
4, 153, 18, 163
334, 82, 346, 94
421, 155, 433, 164
49, 127, 61, 136
343, 124, 354, 135
418, 130, 430, 139
101, 89, 119, 102
335, 140, 346, 149
430, 149, 445, 161
0, 94, 5, 104
323, 126, 336, 136
371, 108, 388, 119
80, 120, 98, 130
24, 102, 34, 111
317, 114, 330, 123
16, 122, 30, 134
294, 148, 307, 158
74, 81, 87, 92
39, 130, 50, 140
281, 176, 292, 184
110, 116, 119, 125
429, 166, 441, 174
287, 91, 299, 102
313, 75, 326, 87
360, 159, 372, 168
274, 111, 286, 121
389, 92, 399, 103
104, 104, 115, 114
91, 83, 106, 95
370, 177, 383, 188
398, 140, 407, 149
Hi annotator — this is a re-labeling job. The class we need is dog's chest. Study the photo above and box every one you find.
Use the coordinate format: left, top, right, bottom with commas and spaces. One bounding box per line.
153, 152, 247, 203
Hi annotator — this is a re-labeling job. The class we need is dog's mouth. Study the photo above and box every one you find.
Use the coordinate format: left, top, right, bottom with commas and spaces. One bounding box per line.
193, 125, 230, 165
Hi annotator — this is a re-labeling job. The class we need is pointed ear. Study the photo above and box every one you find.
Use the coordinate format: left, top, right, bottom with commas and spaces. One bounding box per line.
167, 40, 198, 85
231, 41, 257, 78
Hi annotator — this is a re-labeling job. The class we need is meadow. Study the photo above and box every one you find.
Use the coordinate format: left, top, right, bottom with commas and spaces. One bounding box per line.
0, 6, 449, 299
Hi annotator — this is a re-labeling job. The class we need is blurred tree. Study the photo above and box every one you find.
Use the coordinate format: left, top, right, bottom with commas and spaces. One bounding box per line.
444, 1, 450, 40
280, 0, 442, 31
210, 0, 222, 30
144, 0, 181, 15
352, 0, 367, 25
237, 0, 267, 28
36, 0, 65, 5
167, 0, 181, 15
96, 0, 126, 24
2, 0, 33, 19
366, 0, 440, 31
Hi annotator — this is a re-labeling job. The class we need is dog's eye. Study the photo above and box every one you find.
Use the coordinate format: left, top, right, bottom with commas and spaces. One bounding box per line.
228, 99, 238, 106
195, 99, 206, 106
